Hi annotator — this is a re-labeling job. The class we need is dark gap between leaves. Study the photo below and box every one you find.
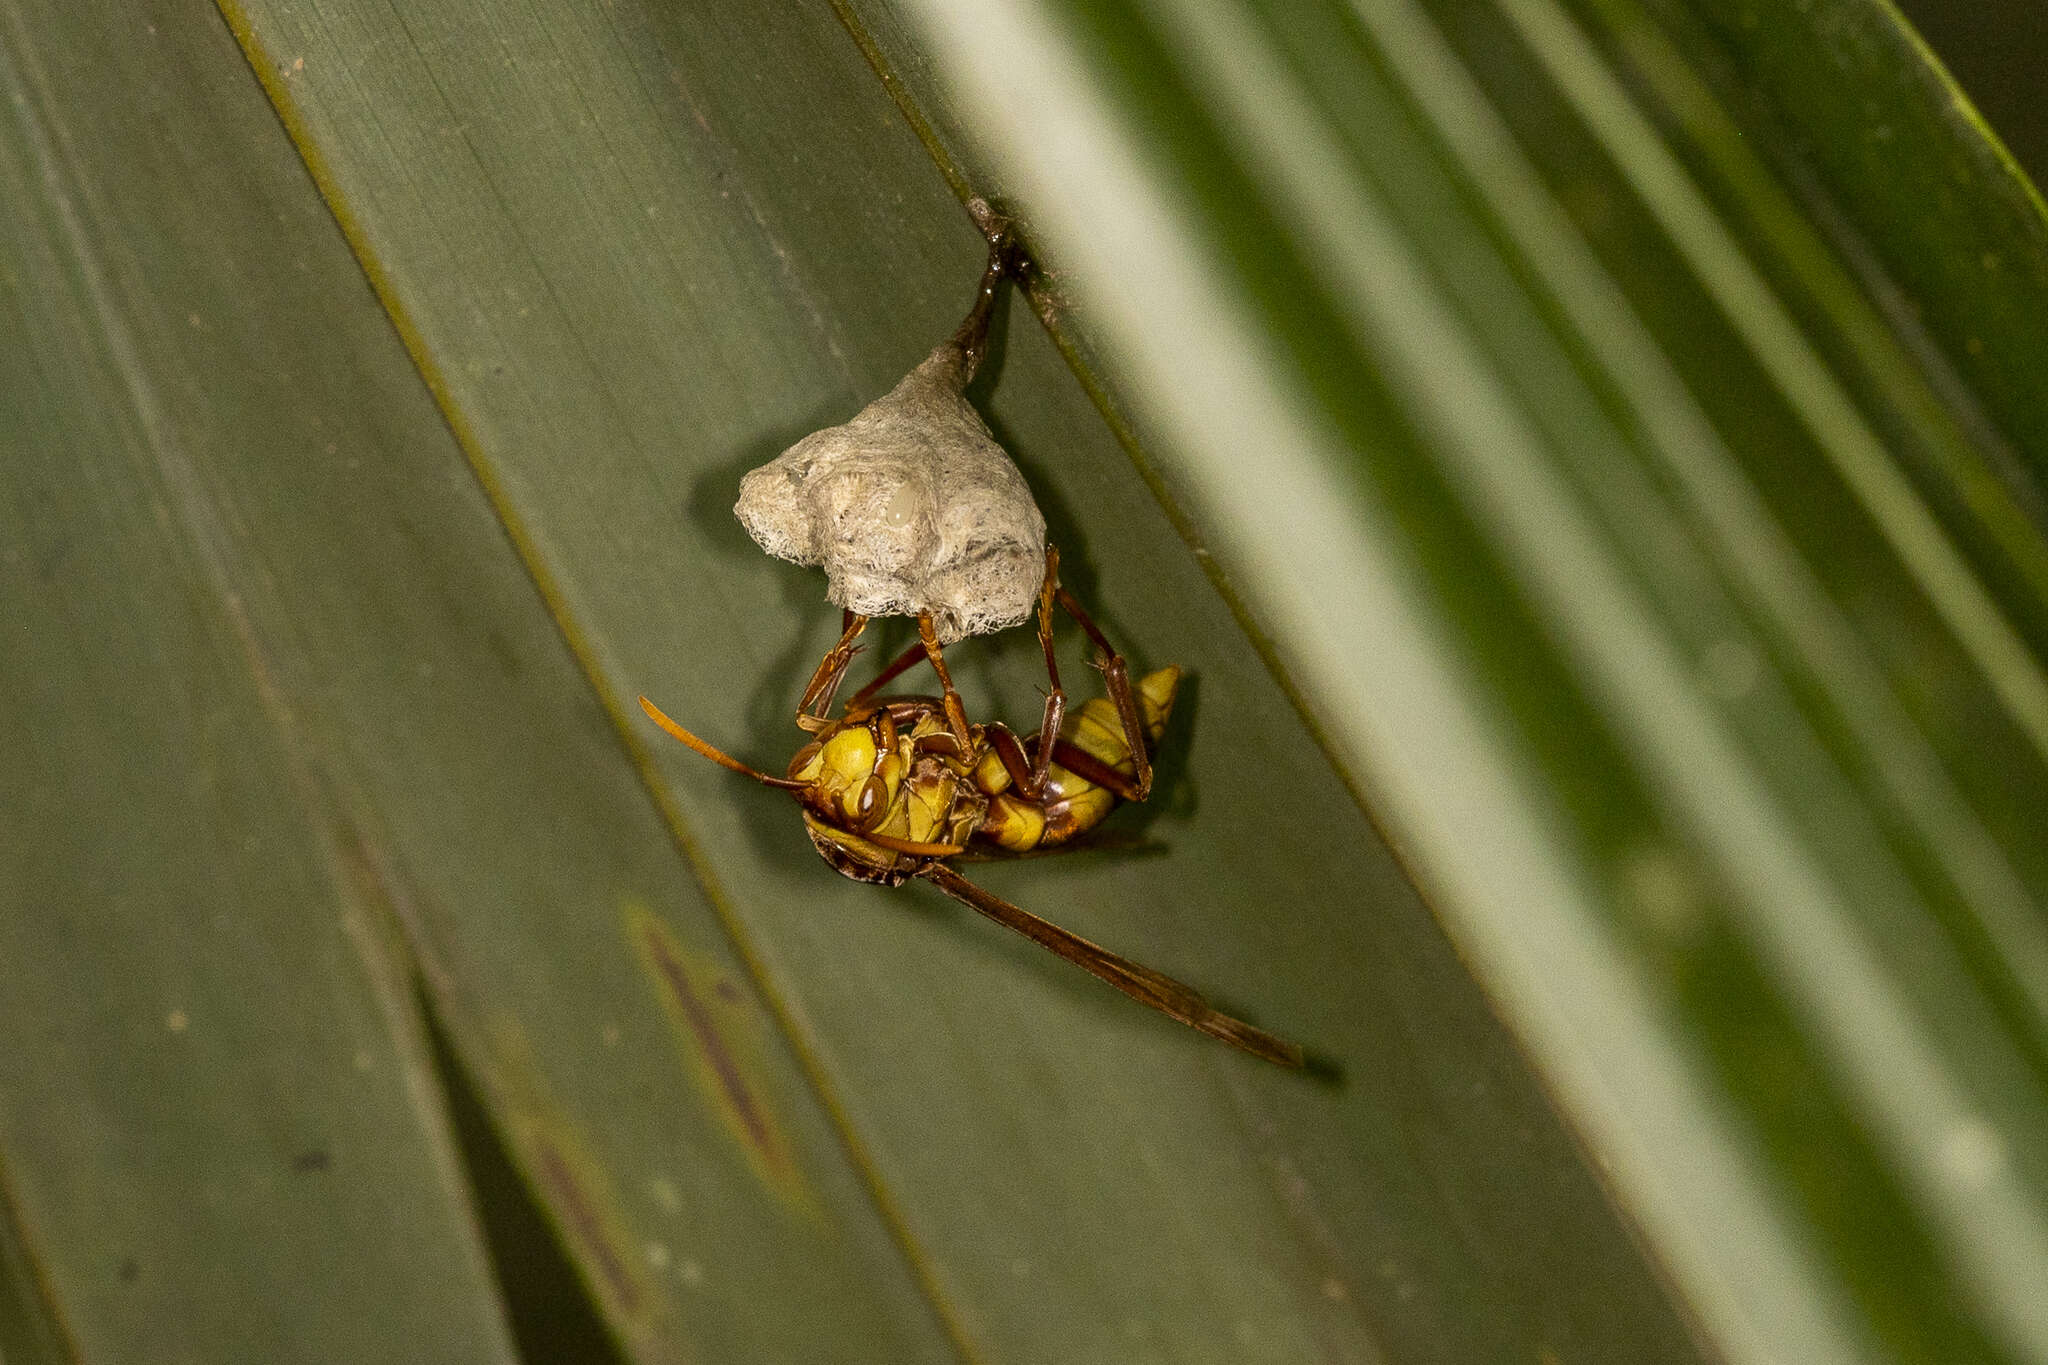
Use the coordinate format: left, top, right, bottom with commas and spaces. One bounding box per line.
419, 992, 628, 1365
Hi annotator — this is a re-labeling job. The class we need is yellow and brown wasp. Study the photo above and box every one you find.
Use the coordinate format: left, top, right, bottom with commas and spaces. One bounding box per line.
639, 550, 1303, 1068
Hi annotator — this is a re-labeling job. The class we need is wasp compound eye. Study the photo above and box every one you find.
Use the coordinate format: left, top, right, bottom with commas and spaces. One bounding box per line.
856, 775, 888, 830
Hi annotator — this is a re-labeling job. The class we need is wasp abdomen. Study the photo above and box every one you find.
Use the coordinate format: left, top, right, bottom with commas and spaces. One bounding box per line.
977, 666, 1180, 853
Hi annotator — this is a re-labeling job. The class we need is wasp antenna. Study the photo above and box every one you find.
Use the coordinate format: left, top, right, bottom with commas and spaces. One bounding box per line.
638, 695, 809, 790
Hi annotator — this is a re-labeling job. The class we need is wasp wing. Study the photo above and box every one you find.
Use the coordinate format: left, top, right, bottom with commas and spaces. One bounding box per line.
918, 863, 1303, 1068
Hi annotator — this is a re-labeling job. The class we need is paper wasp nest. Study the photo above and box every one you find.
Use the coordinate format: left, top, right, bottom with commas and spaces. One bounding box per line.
735, 338, 1046, 644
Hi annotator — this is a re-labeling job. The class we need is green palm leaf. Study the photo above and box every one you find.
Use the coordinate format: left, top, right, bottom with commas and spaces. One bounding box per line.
4, 0, 2043, 1361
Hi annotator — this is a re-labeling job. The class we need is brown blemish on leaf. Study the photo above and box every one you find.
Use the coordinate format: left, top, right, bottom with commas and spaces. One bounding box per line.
479, 1020, 689, 1358
625, 902, 810, 1207
526, 1128, 644, 1320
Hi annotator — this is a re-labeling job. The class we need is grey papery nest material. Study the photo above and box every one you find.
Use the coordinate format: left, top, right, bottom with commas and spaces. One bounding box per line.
734, 337, 1045, 646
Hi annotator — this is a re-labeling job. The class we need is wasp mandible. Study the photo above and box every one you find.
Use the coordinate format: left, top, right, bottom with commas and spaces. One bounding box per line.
639, 549, 1303, 1069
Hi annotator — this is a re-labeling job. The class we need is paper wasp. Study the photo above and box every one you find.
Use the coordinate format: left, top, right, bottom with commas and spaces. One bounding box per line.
639, 550, 1303, 1068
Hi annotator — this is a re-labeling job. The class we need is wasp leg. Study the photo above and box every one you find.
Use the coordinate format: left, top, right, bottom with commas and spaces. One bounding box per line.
949, 830, 1167, 864
1045, 737, 1147, 804
1054, 586, 1154, 801
916, 612, 976, 750
841, 635, 932, 718
1018, 545, 1067, 797
918, 863, 1303, 1068
797, 612, 868, 731
976, 547, 1068, 799
983, 722, 1037, 792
